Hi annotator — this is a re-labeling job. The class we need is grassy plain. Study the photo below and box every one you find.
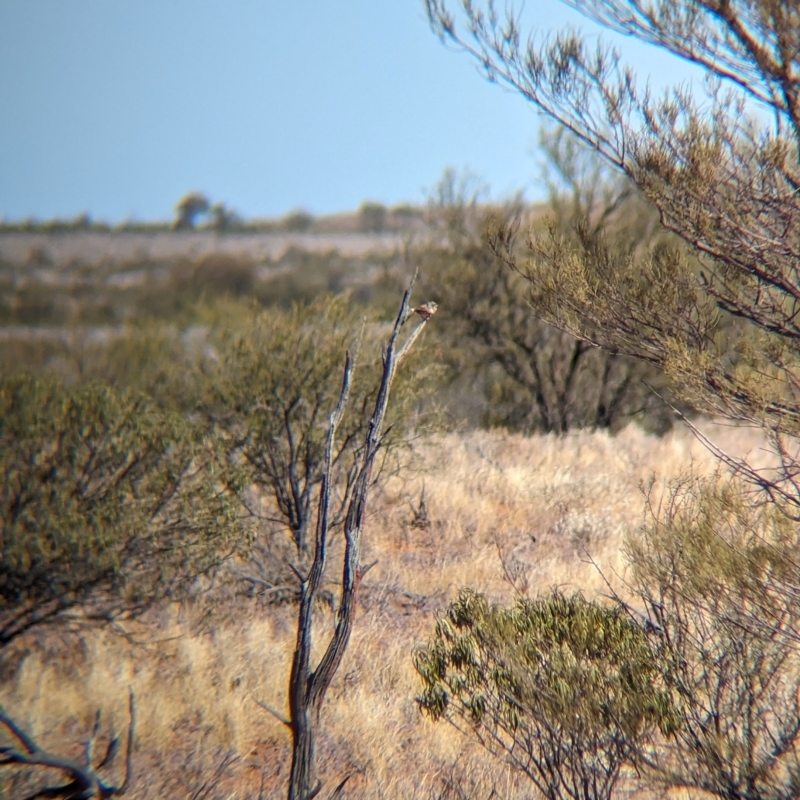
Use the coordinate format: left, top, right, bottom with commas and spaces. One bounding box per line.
0, 421, 770, 799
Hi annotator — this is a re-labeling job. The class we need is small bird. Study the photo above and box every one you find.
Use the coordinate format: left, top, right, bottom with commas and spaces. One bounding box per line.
412, 301, 438, 321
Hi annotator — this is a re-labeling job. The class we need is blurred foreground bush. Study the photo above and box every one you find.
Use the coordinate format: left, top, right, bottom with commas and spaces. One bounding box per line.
627, 476, 800, 799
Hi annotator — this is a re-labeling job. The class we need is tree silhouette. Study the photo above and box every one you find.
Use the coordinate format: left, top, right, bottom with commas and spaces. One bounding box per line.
173, 192, 210, 230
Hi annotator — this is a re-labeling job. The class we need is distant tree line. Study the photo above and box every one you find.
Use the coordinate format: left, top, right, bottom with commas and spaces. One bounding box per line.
0, 196, 426, 235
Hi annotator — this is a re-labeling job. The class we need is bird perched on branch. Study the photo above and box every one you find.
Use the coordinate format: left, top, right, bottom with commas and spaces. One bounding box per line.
411, 301, 438, 321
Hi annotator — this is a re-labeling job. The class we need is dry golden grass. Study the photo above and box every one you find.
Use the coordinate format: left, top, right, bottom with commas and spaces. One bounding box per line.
0, 421, 772, 799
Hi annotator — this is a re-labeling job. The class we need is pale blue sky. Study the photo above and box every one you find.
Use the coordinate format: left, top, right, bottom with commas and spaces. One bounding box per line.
0, 1, 701, 222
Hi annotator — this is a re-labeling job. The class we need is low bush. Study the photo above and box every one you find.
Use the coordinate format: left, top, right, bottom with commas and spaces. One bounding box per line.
0, 374, 238, 648
415, 589, 675, 800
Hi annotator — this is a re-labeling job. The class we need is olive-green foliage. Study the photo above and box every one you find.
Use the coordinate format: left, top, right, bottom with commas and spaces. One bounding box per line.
0, 337, 66, 381
0, 292, 439, 607
0, 323, 204, 417
428, 0, 800, 505
255, 248, 361, 308
136, 254, 258, 320
280, 209, 315, 233
0, 245, 405, 333
75, 326, 199, 408
0, 272, 122, 328
193, 295, 438, 566
169, 253, 256, 298
535, 122, 667, 255
0, 374, 237, 647
0, 255, 257, 330
415, 166, 680, 433
628, 476, 800, 800
415, 589, 674, 800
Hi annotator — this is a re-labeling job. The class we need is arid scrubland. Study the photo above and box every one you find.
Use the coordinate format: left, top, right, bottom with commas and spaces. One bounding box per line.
1, 210, 793, 797
4, 160, 799, 796
0, 421, 770, 799
6, 0, 800, 784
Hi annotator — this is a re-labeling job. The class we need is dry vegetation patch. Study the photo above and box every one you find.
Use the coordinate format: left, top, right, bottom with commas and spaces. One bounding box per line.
0, 422, 769, 799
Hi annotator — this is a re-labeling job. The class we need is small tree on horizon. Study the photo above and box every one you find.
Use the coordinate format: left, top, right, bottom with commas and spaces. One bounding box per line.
173, 191, 211, 230
207, 201, 242, 231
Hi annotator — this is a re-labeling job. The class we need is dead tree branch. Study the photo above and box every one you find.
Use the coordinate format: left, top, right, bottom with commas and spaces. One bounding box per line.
0, 689, 135, 800
287, 276, 431, 800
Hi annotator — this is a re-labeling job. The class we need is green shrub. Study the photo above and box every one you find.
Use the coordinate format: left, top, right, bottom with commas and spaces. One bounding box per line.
415, 589, 675, 800
0, 374, 237, 647
191, 253, 255, 296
